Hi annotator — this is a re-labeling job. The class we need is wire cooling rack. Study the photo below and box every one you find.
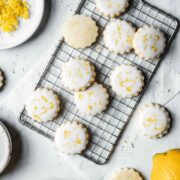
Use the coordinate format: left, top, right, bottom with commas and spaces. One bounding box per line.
19, 0, 179, 164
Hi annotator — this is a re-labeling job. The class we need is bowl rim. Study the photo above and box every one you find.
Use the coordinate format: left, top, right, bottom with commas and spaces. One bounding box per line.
0, 121, 12, 174
0, 0, 45, 49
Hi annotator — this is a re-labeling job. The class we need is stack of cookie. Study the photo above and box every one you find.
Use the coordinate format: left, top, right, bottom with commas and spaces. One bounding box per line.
61, 58, 109, 116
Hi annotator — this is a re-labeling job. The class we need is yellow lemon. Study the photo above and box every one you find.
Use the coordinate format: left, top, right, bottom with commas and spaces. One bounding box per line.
151, 149, 180, 180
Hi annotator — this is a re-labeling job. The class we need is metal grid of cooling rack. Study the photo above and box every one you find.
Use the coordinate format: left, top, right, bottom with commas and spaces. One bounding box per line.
19, 0, 179, 164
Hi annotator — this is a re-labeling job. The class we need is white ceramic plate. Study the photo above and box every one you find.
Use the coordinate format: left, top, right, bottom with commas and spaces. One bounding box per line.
0, 121, 12, 174
0, 0, 45, 49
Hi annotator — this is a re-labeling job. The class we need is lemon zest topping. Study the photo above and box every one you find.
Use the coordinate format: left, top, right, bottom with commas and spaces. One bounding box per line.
88, 91, 94, 96
34, 106, 38, 110
33, 114, 40, 121
75, 138, 82, 145
126, 86, 132, 92
146, 116, 158, 123
42, 96, 48, 102
143, 35, 148, 42
78, 93, 84, 100
64, 130, 71, 138
88, 105, 92, 111
155, 127, 163, 131
151, 44, 158, 52
115, 39, 119, 46
127, 36, 133, 45
50, 102, 55, 109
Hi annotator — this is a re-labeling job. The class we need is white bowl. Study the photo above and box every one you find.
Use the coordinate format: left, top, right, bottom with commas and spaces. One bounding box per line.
0, 0, 45, 49
0, 121, 12, 174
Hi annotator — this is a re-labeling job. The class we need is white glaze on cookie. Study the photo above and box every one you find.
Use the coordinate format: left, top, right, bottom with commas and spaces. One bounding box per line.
110, 64, 144, 98
104, 168, 143, 180
133, 26, 166, 60
26, 88, 60, 122
74, 83, 109, 115
54, 121, 89, 154
139, 104, 171, 138
63, 15, 98, 49
95, 0, 129, 17
61, 58, 96, 91
104, 20, 136, 54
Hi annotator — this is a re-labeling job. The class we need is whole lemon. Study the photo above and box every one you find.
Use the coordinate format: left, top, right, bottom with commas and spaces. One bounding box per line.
151, 149, 180, 180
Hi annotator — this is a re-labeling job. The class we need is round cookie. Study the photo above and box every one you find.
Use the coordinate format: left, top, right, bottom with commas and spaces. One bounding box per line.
61, 58, 96, 92
74, 83, 109, 115
104, 20, 136, 54
104, 168, 143, 180
110, 64, 144, 98
26, 88, 61, 122
63, 15, 98, 49
0, 70, 4, 89
132, 26, 166, 60
54, 121, 89, 155
139, 103, 171, 139
95, 0, 129, 17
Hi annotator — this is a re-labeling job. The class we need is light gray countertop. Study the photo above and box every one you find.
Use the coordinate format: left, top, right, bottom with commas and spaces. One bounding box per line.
0, 0, 180, 179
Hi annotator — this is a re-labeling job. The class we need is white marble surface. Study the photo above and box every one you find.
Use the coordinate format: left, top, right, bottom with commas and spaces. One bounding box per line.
0, 0, 180, 179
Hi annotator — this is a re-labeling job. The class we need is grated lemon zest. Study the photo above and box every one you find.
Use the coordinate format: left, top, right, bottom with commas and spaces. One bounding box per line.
0, 0, 29, 32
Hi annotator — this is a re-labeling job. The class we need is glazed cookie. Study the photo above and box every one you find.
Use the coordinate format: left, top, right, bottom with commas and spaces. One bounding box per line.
104, 20, 136, 54
95, 0, 129, 17
132, 26, 166, 60
54, 121, 89, 154
104, 168, 143, 180
61, 58, 96, 91
110, 64, 144, 98
63, 15, 98, 49
0, 70, 4, 88
139, 103, 171, 139
26, 88, 61, 122
74, 83, 109, 115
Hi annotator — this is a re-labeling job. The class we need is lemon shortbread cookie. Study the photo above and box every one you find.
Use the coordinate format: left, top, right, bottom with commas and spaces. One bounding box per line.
63, 15, 98, 49
74, 83, 109, 115
133, 26, 166, 60
26, 88, 61, 122
61, 58, 96, 92
54, 121, 89, 154
139, 103, 171, 139
104, 168, 143, 180
0, 70, 4, 89
95, 0, 129, 17
110, 64, 144, 98
104, 20, 136, 54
